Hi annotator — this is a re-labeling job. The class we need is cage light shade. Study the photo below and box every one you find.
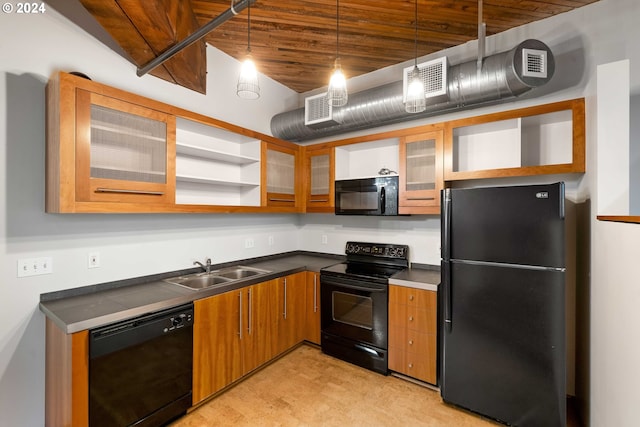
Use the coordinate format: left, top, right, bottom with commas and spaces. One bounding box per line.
405, 66, 426, 113
237, 54, 260, 99
327, 59, 348, 107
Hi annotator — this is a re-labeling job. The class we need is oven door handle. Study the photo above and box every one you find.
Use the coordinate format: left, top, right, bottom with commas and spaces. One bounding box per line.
321, 276, 387, 292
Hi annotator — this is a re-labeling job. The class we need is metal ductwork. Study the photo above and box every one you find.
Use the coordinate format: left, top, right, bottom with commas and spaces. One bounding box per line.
271, 39, 555, 142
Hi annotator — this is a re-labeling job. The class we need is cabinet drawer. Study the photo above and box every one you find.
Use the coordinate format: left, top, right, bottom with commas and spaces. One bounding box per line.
388, 348, 437, 384
389, 285, 437, 310
389, 303, 436, 334
389, 325, 435, 355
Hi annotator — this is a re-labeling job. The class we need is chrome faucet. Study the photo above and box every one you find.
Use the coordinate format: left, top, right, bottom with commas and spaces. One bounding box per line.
194, 258, 212, 274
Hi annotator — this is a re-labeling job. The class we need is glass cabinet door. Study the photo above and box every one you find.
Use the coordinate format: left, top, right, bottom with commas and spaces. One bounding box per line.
75, 89, 175, 204
399, 130, 443, 213
304, 147, 334, 212
263, 142, 298, 207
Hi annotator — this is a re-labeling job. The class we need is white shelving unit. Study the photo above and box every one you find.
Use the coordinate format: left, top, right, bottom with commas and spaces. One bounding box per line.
335, 138, 400, 180
452, 110, 573, 173
175, 118, 261, 206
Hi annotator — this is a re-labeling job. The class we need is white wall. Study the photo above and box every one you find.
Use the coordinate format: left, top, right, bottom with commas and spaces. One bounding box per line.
2, 0, 640, 425
0, 8, 301, 427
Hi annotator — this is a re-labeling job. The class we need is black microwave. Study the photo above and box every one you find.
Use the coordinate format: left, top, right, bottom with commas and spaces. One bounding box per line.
334, 176, 399, 216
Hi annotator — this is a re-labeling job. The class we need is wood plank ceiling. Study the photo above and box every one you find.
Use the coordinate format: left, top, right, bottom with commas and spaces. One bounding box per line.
73, 0, 599, 94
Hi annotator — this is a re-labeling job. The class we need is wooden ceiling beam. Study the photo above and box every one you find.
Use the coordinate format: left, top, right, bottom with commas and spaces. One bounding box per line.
80, 0, 207, 93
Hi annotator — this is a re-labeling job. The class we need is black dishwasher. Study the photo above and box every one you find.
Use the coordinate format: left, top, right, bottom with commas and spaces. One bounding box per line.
89, 303, 194, 427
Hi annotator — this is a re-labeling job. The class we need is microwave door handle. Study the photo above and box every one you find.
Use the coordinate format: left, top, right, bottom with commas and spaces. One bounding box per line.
380, 186, 386, 214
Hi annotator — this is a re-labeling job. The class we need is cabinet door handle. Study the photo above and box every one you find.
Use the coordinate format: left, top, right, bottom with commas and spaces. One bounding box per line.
269, 198, 295, 203
408, 363, 413, 369
313, 274, 318, 313
409, 295, 414, 301
238, 291, 243, 339
309, 199, 329, 203
408, 340, 414, 345
283, 278, 288, 319
409, 316, 414, 322
95, 188, 164, 196
248, 288, 252, 336
406, 197, 435, 201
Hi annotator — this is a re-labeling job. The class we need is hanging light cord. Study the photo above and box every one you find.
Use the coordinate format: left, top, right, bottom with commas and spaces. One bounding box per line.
413, 0, 418, 67
336, 0, 340, 59
247, 0, 251, 52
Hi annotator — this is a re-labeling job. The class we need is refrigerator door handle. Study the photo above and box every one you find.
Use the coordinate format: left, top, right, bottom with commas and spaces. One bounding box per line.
442, 189, 452, 261
443, 261, 452, 332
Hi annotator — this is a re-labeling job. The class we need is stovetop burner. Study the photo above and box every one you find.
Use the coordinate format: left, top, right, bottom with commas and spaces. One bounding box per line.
321, 261, 405, 280
321, 242, 409, 282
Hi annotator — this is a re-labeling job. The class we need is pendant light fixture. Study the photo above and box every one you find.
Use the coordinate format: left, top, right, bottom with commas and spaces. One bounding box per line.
327, 0, 348, 107
237, 0, 260, 99
404, 0, 426, 113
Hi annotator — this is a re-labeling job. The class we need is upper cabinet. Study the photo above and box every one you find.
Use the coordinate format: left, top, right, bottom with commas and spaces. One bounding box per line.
261, 141, 301, 209
443, 98, 585, 181
398, 129, 444, 215
47, 72, 176, 212
174, 118, 261, 207
303, 146, 335, 213
46, 72, 299, 214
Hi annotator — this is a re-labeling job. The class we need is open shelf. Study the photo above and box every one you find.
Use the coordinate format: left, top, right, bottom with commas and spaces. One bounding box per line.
176, 142, 259, 165
175, 117, 261, 206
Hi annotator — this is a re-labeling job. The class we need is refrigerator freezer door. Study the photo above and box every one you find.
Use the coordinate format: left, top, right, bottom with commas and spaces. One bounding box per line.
448, 183, 565, 268
441, 261, 566, 426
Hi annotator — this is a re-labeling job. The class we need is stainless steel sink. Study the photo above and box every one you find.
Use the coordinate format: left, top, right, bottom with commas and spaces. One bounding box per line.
164, 273, 232, 290
164, 265, 271, 290
216, 266, 271, 280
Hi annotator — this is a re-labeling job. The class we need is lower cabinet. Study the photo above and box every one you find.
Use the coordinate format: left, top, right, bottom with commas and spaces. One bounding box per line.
45, 319, 89, 427
193, 289, 243, 404
304, 271, 321, 345
275, 272, 307, 355
193, 272, 307, 405
388, 285, 438, 385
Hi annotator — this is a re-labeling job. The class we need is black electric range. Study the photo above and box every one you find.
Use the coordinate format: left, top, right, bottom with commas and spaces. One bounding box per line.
320, 242, 409, 374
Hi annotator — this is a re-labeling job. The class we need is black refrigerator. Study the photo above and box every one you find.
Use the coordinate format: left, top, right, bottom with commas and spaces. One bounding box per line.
440, 183, 566, 427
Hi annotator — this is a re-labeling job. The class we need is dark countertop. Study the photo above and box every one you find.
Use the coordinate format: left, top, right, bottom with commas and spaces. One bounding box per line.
40, 251, 343, 334
390, 265, 441, 291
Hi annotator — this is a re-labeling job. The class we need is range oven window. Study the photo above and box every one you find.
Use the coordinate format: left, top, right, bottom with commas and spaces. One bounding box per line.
332, 291, 373, 330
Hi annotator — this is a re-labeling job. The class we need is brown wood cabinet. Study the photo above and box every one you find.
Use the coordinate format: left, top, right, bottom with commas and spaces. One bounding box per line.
47, 71, 178, 213
443, 98, 585, 181
302, 146, 335, 213
242, 279, 279, 373
304, 271, 321, 345
275, 272, 307, 354
193, 279, 282, 404
398, 129, 443, 215
388, 285, 438, 384
193, 289, 243, 403
192, 273, 309, 405
45, 318, 89, 427
261, 141, 301, 209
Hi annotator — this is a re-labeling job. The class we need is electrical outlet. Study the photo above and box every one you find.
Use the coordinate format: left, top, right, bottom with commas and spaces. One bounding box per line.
321, 234, 328, 245
268, 235, 274, 246
244, 238, 255, 249
88, 252, 100, 269
17, 257, 53, 277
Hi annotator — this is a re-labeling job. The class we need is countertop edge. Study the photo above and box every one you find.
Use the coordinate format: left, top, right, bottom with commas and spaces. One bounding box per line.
40, 252, 344, 334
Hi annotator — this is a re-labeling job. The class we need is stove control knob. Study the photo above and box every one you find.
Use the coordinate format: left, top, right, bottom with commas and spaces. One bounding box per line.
172, 316, 183, 327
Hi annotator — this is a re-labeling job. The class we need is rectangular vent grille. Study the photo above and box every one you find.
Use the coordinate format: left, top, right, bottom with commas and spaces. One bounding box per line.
522, 48, 547, 78
403, 56, 448, 102
305, 93, 340, 128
